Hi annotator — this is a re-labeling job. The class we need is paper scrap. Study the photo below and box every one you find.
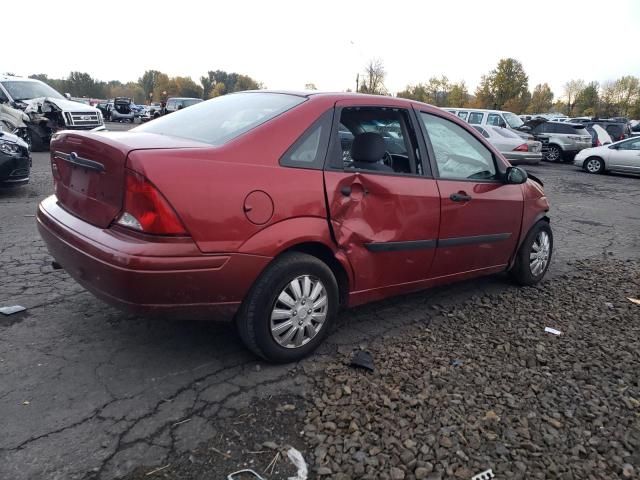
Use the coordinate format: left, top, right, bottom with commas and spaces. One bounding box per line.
544, 327, 562, 335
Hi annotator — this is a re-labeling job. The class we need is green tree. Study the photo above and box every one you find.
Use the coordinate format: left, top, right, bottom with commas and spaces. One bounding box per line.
527, 83, 554, 114
489, 58, 529, 110
448, 81, 468, 107
574, 81, 599, 116
472, 75, 495, 108
138, 70, 163, 104
397, 84, 428, 102
201, 70, 261, 99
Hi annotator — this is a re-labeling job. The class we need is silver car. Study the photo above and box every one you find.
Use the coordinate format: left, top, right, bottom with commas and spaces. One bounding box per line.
574, 137, 640, 175
472, 125, 542, 165
526, 121, 592, 162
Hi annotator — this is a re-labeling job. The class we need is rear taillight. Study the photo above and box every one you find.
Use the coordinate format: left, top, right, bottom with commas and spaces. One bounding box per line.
116, 170, 187, 235
513, 144, 529, 152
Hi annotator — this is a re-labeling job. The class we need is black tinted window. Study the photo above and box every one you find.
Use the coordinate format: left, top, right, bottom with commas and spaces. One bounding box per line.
280, 110, 332, 170
135, 93, 305, 146
468, 112, 484, 124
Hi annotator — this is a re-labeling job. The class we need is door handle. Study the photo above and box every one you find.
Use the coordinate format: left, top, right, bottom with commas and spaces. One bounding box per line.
341, 185, 369, 197
450, 192, 472, 202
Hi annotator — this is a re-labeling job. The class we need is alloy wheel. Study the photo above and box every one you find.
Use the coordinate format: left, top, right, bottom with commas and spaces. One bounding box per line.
270, 275, 328, 349
530, 231, 551, 276
546, 146, 560, 162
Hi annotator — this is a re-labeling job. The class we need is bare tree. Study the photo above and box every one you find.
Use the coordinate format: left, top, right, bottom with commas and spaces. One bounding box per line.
563, 79, 585, 116
360, 59, 387, 95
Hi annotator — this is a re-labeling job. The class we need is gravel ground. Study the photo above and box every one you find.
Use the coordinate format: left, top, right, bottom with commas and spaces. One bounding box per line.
303, 259, 640, 480
119, 258, 640, 480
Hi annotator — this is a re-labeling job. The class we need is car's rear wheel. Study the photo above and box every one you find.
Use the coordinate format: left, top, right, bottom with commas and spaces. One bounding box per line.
509, 221, 553, 286
544, 144, 562, 162
583, 157, 604, 174
237, 252, 338, 363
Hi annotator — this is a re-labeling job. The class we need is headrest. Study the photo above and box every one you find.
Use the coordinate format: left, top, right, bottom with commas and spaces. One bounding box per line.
350, 132, 386, 163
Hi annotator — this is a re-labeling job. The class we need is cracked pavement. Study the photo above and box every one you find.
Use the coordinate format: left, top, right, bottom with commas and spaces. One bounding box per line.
1, 136, 639, 479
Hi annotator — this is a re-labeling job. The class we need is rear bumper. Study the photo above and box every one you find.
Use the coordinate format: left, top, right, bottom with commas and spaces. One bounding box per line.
502, 151, 542, 165
37, 195, 271, 320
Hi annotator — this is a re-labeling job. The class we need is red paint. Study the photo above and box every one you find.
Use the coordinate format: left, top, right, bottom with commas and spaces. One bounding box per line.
39, 93, 550, 321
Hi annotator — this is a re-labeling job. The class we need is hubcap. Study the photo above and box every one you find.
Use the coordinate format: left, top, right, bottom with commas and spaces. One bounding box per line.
270, 275, 328, 349
586, 159, 601, 173
529, 231, 551, 276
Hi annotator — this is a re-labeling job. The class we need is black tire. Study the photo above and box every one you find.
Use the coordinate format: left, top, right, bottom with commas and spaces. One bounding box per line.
583, 156, 605, 174
237, 252, 339, 363
28, 130, 47, 152
509, 221, 553, 286
544, 144, 563, 162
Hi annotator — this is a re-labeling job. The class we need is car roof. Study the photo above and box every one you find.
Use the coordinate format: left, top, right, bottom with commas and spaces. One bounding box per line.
0, 75, 40, 83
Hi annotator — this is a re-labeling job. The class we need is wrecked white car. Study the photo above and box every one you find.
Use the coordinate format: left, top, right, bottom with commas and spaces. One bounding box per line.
0, 75, 103, 151
0, 102, 30, 148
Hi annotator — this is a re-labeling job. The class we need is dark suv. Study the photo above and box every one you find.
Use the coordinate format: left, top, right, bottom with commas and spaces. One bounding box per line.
571, 119, 631, 143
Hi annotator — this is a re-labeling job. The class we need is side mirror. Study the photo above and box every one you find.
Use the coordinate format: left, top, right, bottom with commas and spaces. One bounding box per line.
505, 166, 528, 184
64, 93, 71, 99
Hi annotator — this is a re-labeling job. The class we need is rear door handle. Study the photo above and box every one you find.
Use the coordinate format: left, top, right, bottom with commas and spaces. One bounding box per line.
340, 186, 352, 196
341, 185, 369, 197
450, 192, 472, 202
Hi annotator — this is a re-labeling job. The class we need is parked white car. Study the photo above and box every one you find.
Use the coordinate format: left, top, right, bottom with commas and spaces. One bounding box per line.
472, 125, 542, 165
574, 136, 640, 175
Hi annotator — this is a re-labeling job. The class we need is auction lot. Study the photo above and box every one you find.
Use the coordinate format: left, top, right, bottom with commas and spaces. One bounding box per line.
1, 123, 639, 479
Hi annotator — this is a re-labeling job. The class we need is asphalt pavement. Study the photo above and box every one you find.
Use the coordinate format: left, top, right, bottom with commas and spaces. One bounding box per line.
0, 129, 639, 479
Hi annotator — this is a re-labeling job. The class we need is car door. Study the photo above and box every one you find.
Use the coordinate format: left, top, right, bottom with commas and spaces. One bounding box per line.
609, 138, 640, 172
324, 100, 441, 303
415, 110, 523, 278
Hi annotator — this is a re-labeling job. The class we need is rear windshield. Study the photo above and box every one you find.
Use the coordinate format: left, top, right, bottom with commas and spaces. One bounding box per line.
134, 92, 305, 145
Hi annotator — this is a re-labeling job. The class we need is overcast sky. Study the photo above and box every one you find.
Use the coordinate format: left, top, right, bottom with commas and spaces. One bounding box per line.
5, 0, 639, 99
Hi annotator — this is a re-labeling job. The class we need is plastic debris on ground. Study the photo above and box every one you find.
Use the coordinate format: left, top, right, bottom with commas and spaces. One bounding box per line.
349, 350, 375, 372
471, 469, 495, 480
0, 305, 26, 315
286, 447, 308, 480
449, 359, 463, 367
544, 327, 562, 335
628, 297, 640, 306
227, 469, 266, 480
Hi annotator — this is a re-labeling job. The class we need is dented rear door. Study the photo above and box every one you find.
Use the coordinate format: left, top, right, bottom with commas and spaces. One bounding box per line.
324, 100, 441, 295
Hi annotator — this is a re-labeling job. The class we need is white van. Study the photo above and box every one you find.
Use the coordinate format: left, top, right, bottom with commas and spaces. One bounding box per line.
442, 108, 526, 130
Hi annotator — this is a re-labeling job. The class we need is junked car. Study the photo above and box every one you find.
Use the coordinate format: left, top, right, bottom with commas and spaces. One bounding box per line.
0, 130, 31, 187
574, 136, 640, 175
472, 125, 542, 165
38, 91, 553, 362
106, 97, 135, 123
0, 75, 104, 151
0, 102, 31, 148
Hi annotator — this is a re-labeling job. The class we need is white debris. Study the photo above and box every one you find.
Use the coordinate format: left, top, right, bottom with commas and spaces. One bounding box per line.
471, 468, 495, 480
0, 305, 26, 315
287, 447, 308, 480
544, 327, 562, 335
627, 297, 640, 306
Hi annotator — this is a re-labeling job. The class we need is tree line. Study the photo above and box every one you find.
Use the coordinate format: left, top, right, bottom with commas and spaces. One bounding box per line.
19, 59, 640, 118
26, 70, 262, 104
394, 58, 640, 118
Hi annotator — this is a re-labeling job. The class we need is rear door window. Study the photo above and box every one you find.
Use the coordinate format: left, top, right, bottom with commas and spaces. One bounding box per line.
419, 112, 497, 181
280, 110, 332, 170
468, 112, 484, 124
472, 126, 490, 138
487, 113, 506, 127
457, 111, 468, 121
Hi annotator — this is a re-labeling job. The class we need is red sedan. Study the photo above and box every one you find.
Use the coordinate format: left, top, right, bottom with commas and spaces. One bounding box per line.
37, 92, 552, 362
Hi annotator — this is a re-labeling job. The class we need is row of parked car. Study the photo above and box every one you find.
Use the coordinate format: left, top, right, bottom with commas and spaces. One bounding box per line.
94, 97, 203, 123
442, 107, 639, 169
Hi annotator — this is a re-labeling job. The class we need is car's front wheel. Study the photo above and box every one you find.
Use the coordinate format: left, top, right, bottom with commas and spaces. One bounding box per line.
583, 156, 604, 174
237, 252, 338, 363
509, 221, 553, 286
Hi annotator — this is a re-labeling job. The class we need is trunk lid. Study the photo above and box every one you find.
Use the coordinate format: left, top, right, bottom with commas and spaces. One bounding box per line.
51, 130, 209, 228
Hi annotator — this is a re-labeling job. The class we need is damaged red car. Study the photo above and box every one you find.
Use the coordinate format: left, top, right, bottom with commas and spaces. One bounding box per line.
37, 92, 552, 362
